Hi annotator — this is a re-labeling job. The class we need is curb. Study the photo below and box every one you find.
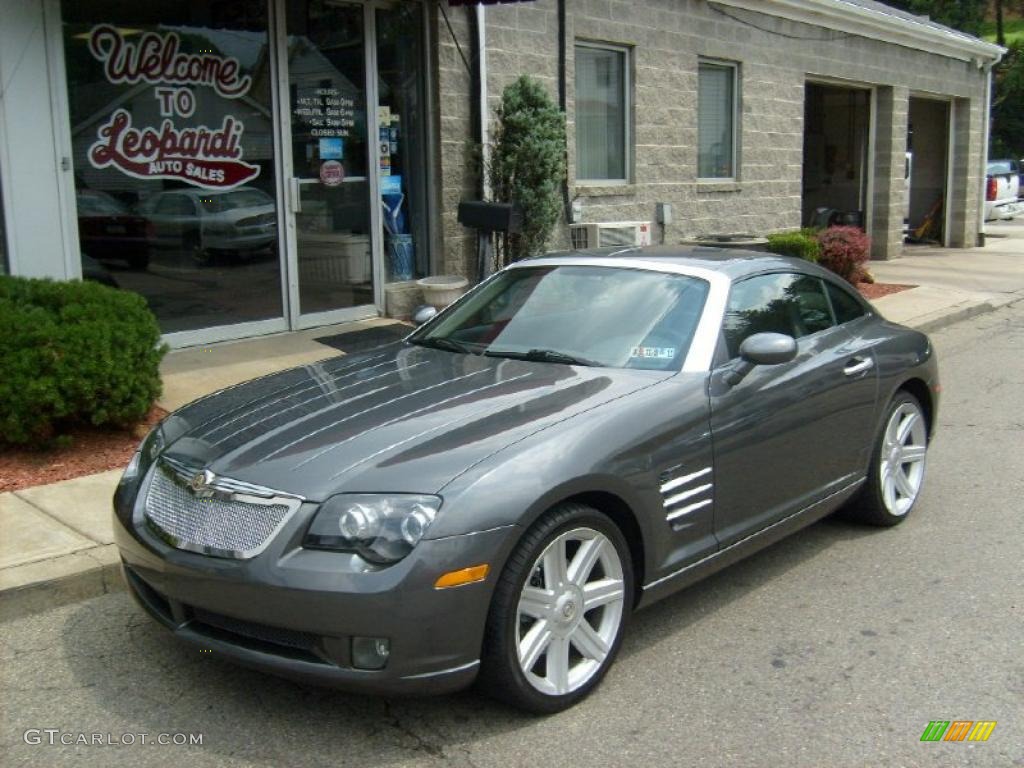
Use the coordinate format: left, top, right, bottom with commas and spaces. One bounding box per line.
0, 545, 124, 623
1, 293, 1020, 624
909, 293, 1024, 334
909, 300, 998, 334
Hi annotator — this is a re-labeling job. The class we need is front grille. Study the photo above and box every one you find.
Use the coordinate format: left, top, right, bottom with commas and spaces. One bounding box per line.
190, 607, 322, 659
143, 462, 295, 559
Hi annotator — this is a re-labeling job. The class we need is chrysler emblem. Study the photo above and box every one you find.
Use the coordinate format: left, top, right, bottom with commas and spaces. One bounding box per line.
190, 469, 215, 493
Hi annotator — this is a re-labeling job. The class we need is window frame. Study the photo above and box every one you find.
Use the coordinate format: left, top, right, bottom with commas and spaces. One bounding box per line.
822, 277, 872, 326
574, 40, 632, 185
697, 58, 740, 182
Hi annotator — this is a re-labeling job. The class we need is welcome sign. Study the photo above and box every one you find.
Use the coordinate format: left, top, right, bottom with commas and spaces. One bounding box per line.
86, 25, 260, 189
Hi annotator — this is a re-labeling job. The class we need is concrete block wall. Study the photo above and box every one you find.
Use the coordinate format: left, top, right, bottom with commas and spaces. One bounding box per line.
871, 86, 909, 260
433, 0, 991, 274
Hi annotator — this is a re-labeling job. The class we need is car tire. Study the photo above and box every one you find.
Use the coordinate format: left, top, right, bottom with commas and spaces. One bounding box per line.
845, 391, 929, 526
478, 503, 633, 714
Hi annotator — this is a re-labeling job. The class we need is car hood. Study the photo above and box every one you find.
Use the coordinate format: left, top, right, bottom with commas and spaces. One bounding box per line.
160, 343, 666, 501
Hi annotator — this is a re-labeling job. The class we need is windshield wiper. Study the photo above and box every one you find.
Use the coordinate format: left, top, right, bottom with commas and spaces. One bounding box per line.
485, 348, 601, 367
411, 336, 476, 355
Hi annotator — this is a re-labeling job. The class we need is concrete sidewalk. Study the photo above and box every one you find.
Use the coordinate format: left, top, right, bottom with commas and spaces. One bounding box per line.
3, 226, 1023, 621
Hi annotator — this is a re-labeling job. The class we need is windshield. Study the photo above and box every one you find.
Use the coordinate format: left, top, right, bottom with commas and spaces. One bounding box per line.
412, 265, 709, 371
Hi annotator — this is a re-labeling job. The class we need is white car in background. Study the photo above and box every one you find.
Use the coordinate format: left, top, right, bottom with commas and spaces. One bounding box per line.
137, 187, 277, 264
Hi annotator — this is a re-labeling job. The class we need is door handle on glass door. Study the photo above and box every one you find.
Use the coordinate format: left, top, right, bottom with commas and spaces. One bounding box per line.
844, 357, 874, 376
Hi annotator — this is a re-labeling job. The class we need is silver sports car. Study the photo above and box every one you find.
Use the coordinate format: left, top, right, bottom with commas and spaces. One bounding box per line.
114, 247, 938, 713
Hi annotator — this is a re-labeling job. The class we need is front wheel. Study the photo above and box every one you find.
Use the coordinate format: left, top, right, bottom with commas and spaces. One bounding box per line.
478, 503, 632, 713
846, 391, 929, 526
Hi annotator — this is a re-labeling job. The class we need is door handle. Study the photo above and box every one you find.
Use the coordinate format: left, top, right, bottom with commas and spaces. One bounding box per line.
844, 357, 874, 376
289, 177, 302, 214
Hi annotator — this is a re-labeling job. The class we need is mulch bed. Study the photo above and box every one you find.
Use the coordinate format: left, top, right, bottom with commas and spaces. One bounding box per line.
857, 282, 916, 300
0, 405, 167, 493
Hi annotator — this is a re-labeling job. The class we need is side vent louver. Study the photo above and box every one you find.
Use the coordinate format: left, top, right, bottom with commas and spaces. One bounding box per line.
659, 466, 713, 528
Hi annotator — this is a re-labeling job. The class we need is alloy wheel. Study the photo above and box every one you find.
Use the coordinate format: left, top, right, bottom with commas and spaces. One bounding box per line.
515, 527, 626, 696
879, 401, 927, 516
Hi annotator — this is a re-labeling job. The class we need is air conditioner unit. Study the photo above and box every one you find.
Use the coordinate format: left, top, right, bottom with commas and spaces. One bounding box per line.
569, 221, 652, 250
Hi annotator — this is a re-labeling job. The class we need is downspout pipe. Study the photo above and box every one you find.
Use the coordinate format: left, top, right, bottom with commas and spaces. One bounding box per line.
977, 60, 993, 246
557, 0, 572, 224
476, 3, 489, 200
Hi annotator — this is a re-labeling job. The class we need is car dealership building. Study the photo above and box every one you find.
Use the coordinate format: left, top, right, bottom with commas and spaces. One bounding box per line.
0, 0, 1003, 347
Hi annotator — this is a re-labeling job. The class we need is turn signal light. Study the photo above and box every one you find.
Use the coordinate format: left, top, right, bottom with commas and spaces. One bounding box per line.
434, 564, 490, 589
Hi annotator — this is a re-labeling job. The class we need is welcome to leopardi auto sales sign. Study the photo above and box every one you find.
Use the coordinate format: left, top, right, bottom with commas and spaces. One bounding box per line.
86, 24, 260, 189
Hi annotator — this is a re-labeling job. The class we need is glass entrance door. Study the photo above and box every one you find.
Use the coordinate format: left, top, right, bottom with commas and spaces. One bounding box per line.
284, 0, 377, 321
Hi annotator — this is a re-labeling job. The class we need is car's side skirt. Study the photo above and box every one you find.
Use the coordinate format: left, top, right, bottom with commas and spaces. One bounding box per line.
636, 478, 865, 608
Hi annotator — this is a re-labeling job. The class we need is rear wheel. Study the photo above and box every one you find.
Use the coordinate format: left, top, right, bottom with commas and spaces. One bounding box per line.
846, 392, 929, 526
479, 503, 632, 713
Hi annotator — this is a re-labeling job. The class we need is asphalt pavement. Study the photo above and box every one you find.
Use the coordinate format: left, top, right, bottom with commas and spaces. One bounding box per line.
1, 302, 1021, 768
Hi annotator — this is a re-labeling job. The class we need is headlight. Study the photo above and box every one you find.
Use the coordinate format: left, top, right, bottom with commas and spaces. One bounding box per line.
121, 423, 165, 486
304, 494, 442, 564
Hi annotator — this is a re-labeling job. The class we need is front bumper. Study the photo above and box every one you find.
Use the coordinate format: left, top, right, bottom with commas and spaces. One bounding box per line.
114, 474, 517, 695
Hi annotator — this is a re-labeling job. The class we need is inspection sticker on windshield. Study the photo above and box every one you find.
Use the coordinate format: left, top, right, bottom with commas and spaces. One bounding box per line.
630, 346, 676, 360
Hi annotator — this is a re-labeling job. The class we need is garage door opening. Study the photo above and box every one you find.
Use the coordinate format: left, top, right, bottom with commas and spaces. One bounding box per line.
801, 83, 871, 229
905, 97, 950, 244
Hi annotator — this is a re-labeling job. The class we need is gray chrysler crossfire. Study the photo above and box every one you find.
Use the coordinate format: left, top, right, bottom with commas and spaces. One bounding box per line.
114, 247, 938, 713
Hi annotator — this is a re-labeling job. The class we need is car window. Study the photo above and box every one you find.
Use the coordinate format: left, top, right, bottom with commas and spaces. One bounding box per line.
414, 265, 710, 371
198, 190, 270, 213
77, 192, 127, 216
723, 273, 834, 358
156, 195, 194, 215
825, 281, 867, 325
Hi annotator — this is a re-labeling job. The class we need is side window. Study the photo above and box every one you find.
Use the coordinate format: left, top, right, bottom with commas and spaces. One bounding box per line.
825, 281, 867, 325
723, 273, 835, 358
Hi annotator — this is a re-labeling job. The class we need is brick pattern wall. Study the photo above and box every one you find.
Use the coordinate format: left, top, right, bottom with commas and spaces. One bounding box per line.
432, 0, 990, 272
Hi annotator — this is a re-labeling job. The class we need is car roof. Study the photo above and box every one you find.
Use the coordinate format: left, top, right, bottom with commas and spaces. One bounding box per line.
526, 245, 829, 281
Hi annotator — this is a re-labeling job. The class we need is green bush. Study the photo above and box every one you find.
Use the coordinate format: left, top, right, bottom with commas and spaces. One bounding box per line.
489, 76, 567, 264
766, 229, 820, 262
0, 276, 167, 448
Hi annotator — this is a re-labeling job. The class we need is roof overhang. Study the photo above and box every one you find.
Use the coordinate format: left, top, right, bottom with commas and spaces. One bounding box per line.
708, 0, 1005, 65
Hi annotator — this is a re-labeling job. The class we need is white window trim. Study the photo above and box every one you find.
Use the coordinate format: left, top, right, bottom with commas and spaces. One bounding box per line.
575, 41, 632, 186
697, 58, 739, 183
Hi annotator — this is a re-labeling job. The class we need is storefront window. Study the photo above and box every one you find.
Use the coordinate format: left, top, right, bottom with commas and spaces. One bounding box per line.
61, 1, 282, 334
376, 3, 429, 281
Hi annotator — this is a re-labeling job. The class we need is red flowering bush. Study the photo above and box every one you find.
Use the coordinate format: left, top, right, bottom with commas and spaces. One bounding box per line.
816, 226, 871, 283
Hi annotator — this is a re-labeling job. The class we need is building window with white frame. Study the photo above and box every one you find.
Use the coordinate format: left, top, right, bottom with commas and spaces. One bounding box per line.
575, 43, 630, 182
698, 60, 738, 179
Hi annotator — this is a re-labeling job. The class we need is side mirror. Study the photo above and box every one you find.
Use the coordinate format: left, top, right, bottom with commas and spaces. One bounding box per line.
723, 332, 798, 386
412, 304, 438, 326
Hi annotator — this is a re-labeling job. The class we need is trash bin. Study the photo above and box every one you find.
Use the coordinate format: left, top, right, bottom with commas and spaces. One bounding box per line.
387, 234, 415, 281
